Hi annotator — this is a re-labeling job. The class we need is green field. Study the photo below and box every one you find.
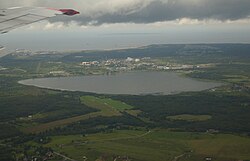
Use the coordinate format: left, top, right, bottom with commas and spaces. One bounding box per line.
1, 44, 250, 161
23, 96, 133, 133
81, 96, 134, 111
45, 129, 250, 161
167, 114, 212, 122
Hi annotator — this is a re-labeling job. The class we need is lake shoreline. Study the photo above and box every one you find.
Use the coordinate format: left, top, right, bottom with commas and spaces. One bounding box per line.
19, 71, 222, 95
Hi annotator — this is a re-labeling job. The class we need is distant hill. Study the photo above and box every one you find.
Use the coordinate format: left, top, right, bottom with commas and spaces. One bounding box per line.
60, 44, 250, 62
1, 44, 250, 63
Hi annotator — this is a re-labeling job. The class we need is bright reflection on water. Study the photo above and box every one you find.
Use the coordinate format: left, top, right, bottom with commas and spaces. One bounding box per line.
19, 71, 221, 95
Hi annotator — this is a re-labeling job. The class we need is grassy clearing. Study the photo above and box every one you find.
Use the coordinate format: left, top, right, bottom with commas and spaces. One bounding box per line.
224, 75, 250, 84
167, 114, 212, 122
23, 112, 104, 133
45, 130, 250, 161
23, 96, 125, 133
187, 134, 250, 161
125, 110, 142, 117
81, 96, 133, 111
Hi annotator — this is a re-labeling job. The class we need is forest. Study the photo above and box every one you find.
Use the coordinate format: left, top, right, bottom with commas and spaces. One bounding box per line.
0, 44, 250, 161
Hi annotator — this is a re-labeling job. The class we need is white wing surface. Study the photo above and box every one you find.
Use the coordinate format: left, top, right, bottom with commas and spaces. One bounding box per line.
0, 7, 79, 34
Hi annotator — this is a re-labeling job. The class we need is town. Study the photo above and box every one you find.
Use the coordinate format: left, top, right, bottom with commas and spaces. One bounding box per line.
79, 57, 213, 73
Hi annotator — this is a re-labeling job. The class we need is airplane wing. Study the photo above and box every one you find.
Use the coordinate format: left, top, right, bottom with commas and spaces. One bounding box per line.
0, 46, 4, 50
0, 7, 79, 34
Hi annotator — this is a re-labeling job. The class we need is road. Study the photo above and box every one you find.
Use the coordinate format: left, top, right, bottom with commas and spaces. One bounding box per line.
172, 153, 187, 161
54, 151, 76, 161
89, 130, 152, 142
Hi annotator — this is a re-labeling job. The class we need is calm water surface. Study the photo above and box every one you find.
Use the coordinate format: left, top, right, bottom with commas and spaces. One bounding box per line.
19, 71, 221, 95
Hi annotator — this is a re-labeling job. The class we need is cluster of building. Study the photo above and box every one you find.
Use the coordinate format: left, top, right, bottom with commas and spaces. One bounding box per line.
81, 61, 99, 66
0, 66, 7, 71
80, 57, 202, 72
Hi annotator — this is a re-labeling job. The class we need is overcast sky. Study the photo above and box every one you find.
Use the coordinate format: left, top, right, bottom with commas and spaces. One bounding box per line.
1, 0, 250, 51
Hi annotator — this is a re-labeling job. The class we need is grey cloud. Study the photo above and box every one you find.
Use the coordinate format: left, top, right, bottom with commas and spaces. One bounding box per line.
1, 0, 250, 25
50, 0, 250, 25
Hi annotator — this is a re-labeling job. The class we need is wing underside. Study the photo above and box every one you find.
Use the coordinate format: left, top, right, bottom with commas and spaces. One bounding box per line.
0, 14, 48, 33
0, 7, 61, 33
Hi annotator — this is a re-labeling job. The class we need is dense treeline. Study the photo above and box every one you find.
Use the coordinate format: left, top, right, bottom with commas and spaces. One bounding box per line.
0, 146, 15, 161
188, 63, 250, 81
0, 94, 97, 122
112, 92, 250, 133
0, 124, 20, 139
43, 113, 146, 136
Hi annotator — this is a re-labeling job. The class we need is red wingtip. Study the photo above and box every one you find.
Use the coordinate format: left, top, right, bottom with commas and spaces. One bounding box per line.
59, 9, 80, 16
47, 8, 79, 16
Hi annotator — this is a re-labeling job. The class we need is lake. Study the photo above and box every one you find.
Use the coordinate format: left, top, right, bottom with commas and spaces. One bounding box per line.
19, 71, 221, 95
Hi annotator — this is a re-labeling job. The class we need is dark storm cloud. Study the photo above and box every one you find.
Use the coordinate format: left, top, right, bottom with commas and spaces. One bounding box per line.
49, 0, 250, 25
1, 0, 250, 25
